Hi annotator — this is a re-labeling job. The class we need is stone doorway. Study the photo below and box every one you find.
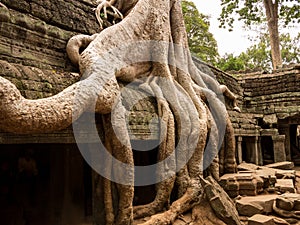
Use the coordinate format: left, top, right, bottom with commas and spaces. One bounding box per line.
131, 140, 158, 206
261, 136, 274, 165
0, 144, 92, 225
290, 124, 300, 164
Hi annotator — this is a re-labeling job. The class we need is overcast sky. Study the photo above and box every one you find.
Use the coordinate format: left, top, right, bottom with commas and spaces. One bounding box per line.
191, 0, 299, 56
190, 0, 253, 56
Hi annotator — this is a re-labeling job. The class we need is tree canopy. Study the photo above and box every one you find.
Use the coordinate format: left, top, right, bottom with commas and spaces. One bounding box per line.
216, 32, 300, 72
182, 0, 219, 65
218, 0, 300, 69
219, 0, 300, 30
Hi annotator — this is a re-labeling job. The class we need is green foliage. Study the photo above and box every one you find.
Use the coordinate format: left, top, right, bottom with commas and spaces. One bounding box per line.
182, 0, 219, 65
216, 32, 300, 72
280, 33, 300, 63
217, 53, 246, 71
219, 0, 300, 30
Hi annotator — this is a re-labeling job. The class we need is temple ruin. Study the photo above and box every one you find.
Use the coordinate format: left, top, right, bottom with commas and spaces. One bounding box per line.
0, 0, 300, 225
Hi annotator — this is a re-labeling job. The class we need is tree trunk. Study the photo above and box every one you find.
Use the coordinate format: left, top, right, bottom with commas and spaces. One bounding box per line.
263, 0, 282, 69
0, 0, 240, 224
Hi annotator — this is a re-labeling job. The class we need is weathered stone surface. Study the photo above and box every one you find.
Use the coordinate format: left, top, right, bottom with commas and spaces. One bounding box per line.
236, 195, 278, 214
220, 173, 264, 197
275, 179, 296, 193
236, 201, 264, 217
248, 214, 275, 225
280, 193, 300, 210
201, 176, 242, 225
276, 197, 294, 211
238, 162, 260, 172
272, 217, 290, 225
248, 215, 289, 225
0, 60, 80, 99
274, 169, 296, 180
294, 199, 300, 210
190, 199, 227, 225
265, 161, 294, 170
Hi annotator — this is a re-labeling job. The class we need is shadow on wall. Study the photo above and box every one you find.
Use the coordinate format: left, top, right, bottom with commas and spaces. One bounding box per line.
0, 144, 92, 225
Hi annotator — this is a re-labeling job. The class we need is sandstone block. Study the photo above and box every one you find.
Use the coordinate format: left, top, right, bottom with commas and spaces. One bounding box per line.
276, 197, 294, 211
294, 199, 300, 210
275, 179, 295, 193
237, 162, 259, 172
236, 195, 277, 214
248, 214, 275, 225
265, 161, 294, 170
280, 193, 300, 210
236, 201, 264, 217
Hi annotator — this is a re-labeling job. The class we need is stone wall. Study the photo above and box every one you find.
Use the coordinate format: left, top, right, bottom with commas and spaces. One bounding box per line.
242, 67, 300, 120
0, 0, 98, 70
0, 0, 99, 143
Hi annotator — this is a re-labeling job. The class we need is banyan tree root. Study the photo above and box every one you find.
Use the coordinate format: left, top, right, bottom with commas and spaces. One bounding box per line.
191, 196, 226, 225
0, 0, 239, 224
0, 75, 120, 133
138, 179, 203, 225
66, 34, 99, 65
94, 0, 123, 29
0, 2, 7, 9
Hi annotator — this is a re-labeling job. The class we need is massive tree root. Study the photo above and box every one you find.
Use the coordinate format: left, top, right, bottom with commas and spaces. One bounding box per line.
0, 0, 239, 224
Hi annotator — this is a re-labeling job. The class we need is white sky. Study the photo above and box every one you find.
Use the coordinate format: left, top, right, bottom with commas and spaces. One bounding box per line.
191, 0, 299, 56
191, 0, 253, 56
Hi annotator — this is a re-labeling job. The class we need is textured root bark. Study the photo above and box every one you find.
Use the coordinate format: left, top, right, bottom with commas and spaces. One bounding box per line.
104, 99, 134, 225
138, 180, 202, 225
0, 0, 240, 224
0, 75, 120, 133
134, 80, 176, 219
102, 115, 115, 225
67, 34, 99, 66
191, 196, 226, 225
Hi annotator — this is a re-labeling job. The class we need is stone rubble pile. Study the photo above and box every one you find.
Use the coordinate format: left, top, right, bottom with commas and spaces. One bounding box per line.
219, 161, 300, 225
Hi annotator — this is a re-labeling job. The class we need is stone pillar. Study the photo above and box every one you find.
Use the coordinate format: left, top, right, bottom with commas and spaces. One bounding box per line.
253, 136, 260, 165
257, 136, 263, 166
272, 135, 286, 162
237, 136, 243, 164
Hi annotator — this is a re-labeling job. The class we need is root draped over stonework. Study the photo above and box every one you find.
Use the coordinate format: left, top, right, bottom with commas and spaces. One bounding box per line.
0, 0, 240, 224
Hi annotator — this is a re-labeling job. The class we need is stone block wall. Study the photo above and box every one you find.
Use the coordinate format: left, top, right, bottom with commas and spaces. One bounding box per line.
0, 0, 99, 70
242, 67, 300, 120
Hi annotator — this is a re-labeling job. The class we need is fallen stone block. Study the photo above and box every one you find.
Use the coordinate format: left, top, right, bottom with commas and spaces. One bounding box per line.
276, 197, 294, 211
219, 173, 264, 197
201, 176, 242, 225
239, 189, 259, 196
280, 193, 300, 210
254, 168, 277, 189
272, 217, 289, 225
248, 214, 275, 225
236, 201, 264, 217
265, 161, 294, 170
238, 162, 259, 172
274, 169, 295, 180
275, 179, 295, 193
236, 195, 278, 214
294, 199, 300, 210
255, 166, 295, 181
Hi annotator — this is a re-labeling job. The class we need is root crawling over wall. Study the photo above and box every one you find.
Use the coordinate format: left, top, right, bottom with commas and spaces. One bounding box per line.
0, 0, 240, 224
